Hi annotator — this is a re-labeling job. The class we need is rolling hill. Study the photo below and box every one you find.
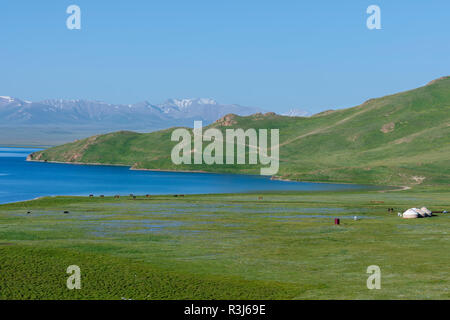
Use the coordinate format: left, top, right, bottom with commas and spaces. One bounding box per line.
28, 76, 450, 186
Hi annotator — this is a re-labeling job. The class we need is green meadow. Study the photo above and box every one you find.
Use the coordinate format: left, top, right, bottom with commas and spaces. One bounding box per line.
1, 186, 448, 299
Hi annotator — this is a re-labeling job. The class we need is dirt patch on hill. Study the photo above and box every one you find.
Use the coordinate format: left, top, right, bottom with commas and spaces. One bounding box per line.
381, 122, 395, 133
66, 135, 99, 162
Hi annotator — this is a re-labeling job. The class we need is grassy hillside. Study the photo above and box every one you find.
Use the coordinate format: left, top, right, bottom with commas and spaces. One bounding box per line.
29, 76, 450, 186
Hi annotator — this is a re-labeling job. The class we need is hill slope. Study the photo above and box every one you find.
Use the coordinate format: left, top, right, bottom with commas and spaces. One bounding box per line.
28, 77, 450, 186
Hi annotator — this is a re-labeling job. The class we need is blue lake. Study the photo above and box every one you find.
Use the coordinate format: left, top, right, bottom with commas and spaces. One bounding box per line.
0, 147, 374, 204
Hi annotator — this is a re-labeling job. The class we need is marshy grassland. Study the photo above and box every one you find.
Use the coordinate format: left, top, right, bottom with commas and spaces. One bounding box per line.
0, 186, 448, 299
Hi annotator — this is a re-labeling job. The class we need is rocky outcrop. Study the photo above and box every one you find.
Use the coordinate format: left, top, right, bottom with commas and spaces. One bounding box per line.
214, 114, 238, 126
26, 152, 43, 161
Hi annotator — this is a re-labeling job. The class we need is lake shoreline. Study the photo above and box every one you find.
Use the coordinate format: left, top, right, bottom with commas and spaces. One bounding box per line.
0, 150, 391, 205
2, 151, 402, 205
26, 158, 131, 167
27, 158, 389, 187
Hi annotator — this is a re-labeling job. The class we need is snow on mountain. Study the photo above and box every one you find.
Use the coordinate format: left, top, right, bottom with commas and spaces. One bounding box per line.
0, 96, 265, 128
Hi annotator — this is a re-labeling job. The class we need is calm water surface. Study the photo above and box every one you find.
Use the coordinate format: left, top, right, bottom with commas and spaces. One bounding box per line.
0, 147, 374, 204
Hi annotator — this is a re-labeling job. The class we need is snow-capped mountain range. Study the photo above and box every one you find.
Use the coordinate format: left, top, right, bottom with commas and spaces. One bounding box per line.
0, 95, 310, 145
0, 96, 264, 127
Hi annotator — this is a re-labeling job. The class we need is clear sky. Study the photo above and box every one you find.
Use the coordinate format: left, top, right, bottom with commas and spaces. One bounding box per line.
1, 0, 449, 114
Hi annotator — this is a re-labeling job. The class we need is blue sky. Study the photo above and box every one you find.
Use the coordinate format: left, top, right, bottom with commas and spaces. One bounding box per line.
0, 0, 449, 114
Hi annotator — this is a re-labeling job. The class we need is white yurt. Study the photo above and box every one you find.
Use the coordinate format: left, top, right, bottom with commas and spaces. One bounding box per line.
415, 208, 428, 218
420, 207, 432, 217
402, 208, 419, 219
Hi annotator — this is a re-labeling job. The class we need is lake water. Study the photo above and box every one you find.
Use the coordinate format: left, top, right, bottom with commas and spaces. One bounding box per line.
0, 147, 374, 204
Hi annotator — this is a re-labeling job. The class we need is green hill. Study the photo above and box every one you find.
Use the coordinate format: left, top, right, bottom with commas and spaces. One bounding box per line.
28, 76, 450, 186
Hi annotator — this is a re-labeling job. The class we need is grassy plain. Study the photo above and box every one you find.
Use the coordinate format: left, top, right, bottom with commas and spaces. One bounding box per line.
1, 186, 448, 299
